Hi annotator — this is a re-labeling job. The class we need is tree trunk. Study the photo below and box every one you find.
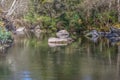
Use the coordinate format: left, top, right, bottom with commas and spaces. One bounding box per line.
117, 0, 120, 22
0, 0, 5, 7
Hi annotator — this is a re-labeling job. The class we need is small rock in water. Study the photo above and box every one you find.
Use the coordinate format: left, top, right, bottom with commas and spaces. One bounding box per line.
15, 27, 25, 35
16, 27, 25, 32
56, 30, 69, 39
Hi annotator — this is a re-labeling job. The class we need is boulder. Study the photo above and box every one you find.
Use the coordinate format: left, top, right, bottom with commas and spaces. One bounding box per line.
15, 27, 25, 34
85, 30, 99, 38
106, 33, 119, 38
56, 30, 69, 39
34, 25, 41, 34
34, 25, 41, 39
16, 27, 25, 32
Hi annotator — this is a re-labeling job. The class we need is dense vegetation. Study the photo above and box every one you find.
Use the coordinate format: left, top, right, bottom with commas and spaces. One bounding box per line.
0, 0, 120, 34
24, 0, 120, 33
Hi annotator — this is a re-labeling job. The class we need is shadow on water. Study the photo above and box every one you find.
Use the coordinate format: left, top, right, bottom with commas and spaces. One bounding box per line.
0, 34, 120, 80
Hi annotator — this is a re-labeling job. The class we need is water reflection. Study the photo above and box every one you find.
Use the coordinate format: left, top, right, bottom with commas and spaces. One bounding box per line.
85, 35, 120, 46
85, 36, 99, 43
48, 43, 68, 47
0, 36, 119, 80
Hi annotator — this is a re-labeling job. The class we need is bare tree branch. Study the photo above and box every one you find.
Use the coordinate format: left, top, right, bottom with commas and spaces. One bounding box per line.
6, 0, 17, 16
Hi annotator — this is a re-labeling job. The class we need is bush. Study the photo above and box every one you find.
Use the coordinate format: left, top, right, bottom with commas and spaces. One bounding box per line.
0, 27, 12, 42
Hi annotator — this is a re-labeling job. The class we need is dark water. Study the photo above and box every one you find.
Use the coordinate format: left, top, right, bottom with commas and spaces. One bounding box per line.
0, 36, 120, 80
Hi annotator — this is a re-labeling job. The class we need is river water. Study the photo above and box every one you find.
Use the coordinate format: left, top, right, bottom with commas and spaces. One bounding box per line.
0, 35, 120, 80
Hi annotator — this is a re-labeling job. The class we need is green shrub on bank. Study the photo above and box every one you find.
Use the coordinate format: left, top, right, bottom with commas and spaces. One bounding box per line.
0, 27, 12, 42
23, 0, 119, 33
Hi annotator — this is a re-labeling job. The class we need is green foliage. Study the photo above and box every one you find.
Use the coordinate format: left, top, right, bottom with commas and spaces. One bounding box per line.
0, 27, 11, 41
25, 0, 119, 33
88, 10, 118, 28
24, 12, 58, 31
56, 12, 84, 33
24, 12, 36, 23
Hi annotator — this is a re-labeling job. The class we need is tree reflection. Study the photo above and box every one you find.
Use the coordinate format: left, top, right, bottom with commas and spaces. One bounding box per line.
116, 46, 120, 80
2, 36, 120, 80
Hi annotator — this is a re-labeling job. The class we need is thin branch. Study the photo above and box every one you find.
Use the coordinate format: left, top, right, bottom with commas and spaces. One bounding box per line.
6, 0, 17, 16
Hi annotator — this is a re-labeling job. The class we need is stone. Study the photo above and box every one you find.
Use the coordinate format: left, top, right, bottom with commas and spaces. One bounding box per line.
56, 30, 69, 39
85, 30, 99, 38
15, 27, 25, 35
106, 33, 119, 38
16, 27, 25, 32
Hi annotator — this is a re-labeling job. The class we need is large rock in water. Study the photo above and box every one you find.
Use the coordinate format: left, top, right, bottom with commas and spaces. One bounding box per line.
56, 30, 69, 39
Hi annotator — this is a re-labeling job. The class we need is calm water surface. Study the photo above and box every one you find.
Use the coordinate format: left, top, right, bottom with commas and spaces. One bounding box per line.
0, 36, 120, 80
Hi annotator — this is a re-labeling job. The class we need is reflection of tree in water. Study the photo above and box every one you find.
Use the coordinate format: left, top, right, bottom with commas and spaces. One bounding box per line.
116, 46, 120, 79
3, 36, 120, 80
0, 60, 11, 80
30, 45, 81, 80
46, 47, 81, 80
38, 36, 120, 80
74, 37, 120, 80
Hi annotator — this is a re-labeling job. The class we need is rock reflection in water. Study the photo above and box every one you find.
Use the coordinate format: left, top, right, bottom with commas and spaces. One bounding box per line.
48, 43, 68, 47
85, 36, 99, 43
0, 36, 119, 80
